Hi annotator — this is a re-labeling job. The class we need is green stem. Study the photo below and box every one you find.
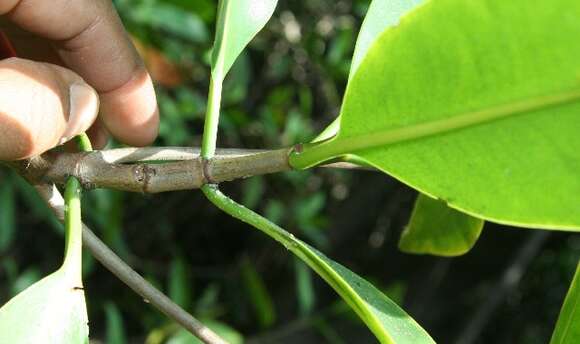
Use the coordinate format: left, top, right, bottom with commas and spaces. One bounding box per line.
201, 76, 224, 159
201, 185, 391, 343
61, 134, 93, 282
289, 88, 580, 169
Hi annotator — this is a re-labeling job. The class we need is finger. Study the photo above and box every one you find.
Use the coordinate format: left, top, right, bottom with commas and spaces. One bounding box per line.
1, 0, 159, 146
0, 57, 98, 160
87, 119, 109, 150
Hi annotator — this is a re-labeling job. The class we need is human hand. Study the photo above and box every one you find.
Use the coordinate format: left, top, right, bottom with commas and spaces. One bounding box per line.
0, 0, 159, 160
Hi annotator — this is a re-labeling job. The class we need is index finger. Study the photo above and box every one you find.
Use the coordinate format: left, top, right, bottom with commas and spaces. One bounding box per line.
1, 0, 159, 146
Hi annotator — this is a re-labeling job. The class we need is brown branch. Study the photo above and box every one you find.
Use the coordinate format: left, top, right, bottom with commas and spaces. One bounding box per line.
7, 147, 370, 193
34, 183, 227, 344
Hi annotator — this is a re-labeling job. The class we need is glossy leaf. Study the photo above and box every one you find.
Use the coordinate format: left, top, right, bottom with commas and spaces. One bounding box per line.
316, 0, 425, 142
550, 261, 580, 344
0, 268, 89, 343
211, 0, 278, 81
399, 194, 484, 256
292, 0, 580, 230
350, 0, 425, 81
203, 186, 435, 343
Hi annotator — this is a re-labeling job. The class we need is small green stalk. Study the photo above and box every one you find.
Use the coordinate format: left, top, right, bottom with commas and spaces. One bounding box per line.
201, 76, 224, 159
61, 134, 93, 283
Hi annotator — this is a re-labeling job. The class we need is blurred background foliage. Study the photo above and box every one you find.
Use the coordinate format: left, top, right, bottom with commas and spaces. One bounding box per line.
0, 0, 578, 343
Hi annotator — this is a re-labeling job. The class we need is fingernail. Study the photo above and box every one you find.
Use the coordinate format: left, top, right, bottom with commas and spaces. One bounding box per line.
59, 83, 99, 145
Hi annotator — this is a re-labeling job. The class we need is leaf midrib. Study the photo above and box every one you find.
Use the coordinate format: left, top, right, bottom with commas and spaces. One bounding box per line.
293, 87, 580, 168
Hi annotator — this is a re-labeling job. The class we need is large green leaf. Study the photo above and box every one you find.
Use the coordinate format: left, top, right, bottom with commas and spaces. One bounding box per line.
0, 268, 89, 343
291, 0, 580, 230
550, 261, 580, 344
399, 194, 484, 257
211, 0, 278, 81
203, 186, 434, 344
316, 0, 425, 142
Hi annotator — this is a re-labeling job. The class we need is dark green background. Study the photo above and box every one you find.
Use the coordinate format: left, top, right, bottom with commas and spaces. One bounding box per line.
0, 0, 577, 343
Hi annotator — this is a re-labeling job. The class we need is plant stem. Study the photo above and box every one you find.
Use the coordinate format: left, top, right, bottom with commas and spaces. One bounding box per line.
61, 134, 93, 282
201, 76, 224, 159
62, 177, 83, 281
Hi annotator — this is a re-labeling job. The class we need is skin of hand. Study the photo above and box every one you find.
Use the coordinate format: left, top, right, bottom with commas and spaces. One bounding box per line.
0, 0, 159, 161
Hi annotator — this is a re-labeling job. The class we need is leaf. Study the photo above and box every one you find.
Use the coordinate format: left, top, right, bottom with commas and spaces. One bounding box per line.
316, 0, 426, 142
295, 258, 316, 315
211, 0, 278, 81
0, 268, 89, 343
0, 179, 15, 252
550, 260, 580, 344
203, 186, 435, 343
349, 0, 425, 81
241, 257, 276, 328
168, 257, 193, 310
0, 177, 88, 343
292, 0, 580, 230
399, 194, 484, 257
167, 321, 243, 344
105, 302, 127, 344
134, 3, 209, 43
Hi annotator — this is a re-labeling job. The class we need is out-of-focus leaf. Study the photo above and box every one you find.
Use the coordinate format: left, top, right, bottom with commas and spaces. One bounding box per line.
163, 0, 216, 22
0, 181, 15, 252
195, 284, 221, 317
550, 260, 580, 344
295, 258, 315, 315
11, 268, 42, 296
167, 321, 243, 344
133, 36, 183, 87
241, 257, 276, 328
264, 200, 285, 224
211, 0, 278, 80
12, 175, 61, 232
135, 3, 209, 43
241, 177, 265, 209
168, 257, 193, 310
383, 281, 407, 306
399, 194, 484, 256
105, 302, 127, 344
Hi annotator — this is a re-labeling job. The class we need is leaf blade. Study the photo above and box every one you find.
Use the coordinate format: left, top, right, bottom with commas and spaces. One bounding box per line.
399, 194, 484, 257
0, 269, 89, 343
551, 261, 580, 344
316, 0, 426, 142
295, 0, 580, 229
211, 0, 278, 80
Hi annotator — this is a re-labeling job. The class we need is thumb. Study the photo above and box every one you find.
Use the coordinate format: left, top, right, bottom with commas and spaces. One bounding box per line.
0, 57, 98, 160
